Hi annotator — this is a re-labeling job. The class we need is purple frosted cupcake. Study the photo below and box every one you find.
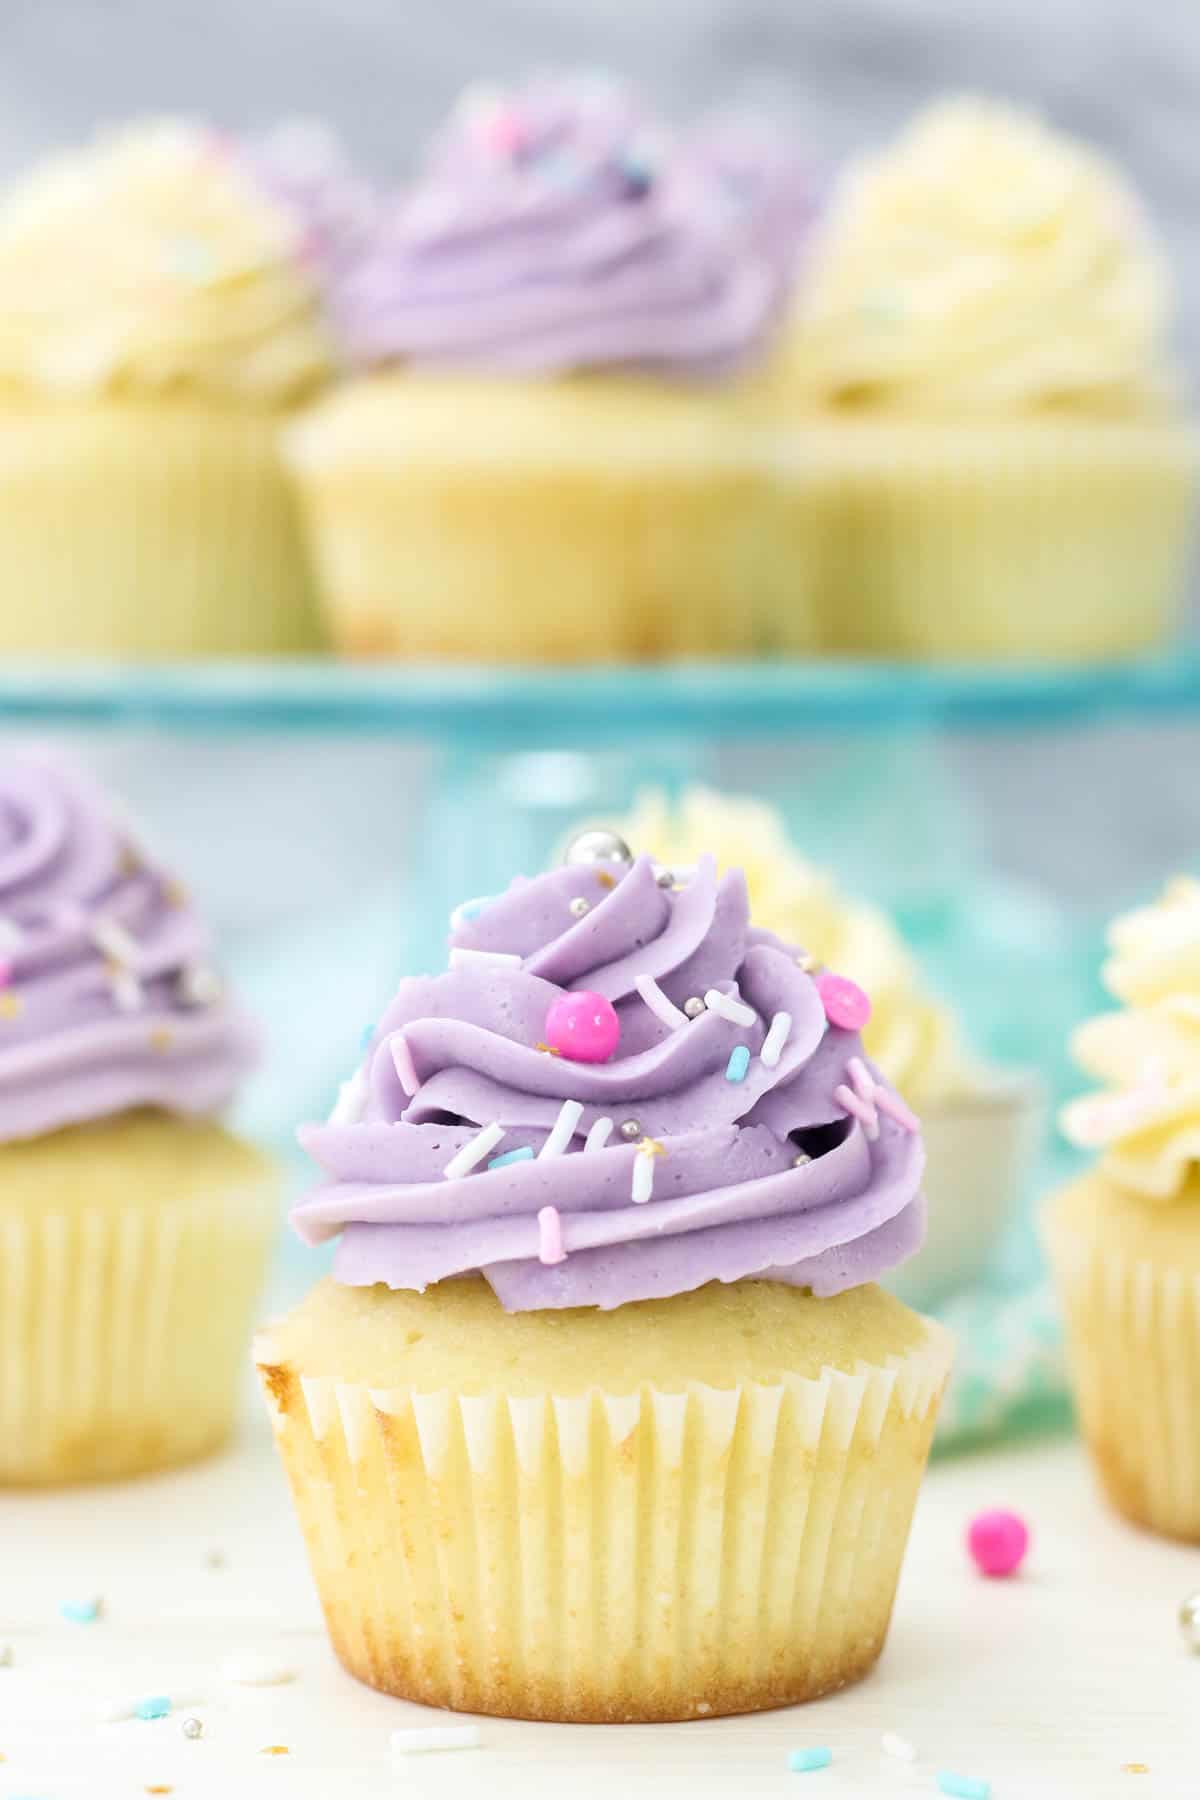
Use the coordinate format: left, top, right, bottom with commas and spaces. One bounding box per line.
284, 73, 814, 661
0, 749, 277, 1483
258, 834, 952, 1721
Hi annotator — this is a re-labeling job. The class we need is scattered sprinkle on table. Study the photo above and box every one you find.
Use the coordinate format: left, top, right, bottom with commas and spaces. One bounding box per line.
967, 1508, 1029, 1578
881, 1731, 917, 1762
146, 1787, 173, 1795
60, 1595, 101, 1623
261, 1745, 290, 1756
1122, 1764, 1150, 1775
391, 1724, 482, 1755
134, 1695, 172, 1721
219, 1651, 297, 1687
205, 1548, 227, 1570
181, 1716, 204, 1740
787, 1746, 832, 1774
937, 1773, 991, 1799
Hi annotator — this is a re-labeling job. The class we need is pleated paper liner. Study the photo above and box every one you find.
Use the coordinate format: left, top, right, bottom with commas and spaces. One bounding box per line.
1044, 1187, 1200, 1542
0, 1176, 277, 1484
257, 1319, 953, 1722
0, 400, 324, 656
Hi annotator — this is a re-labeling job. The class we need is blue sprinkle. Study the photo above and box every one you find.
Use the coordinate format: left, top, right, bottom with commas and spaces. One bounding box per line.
725, 1044, 751, 1084
619, 151, 655, 195
359, 1021, 376, 1051
937, 1775, 991, 1800
488, 1146, 535, 1170
60, 1597, 100, 1623
135, 1694, 172, 1721
788, 1746, 832, 1773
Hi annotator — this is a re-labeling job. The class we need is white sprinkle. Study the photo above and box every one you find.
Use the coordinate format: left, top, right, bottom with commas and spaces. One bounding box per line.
444, 1122, 506, 1180
0, 918, 22, 954
392, 1032, 419, 1097
631, 1151, 655, 1205
448, 947, 521, 970
760, 1011, 792, 1069
219, 1651, 297, 1687
177, 963, 222, 1008
538, 1098, 583, 1160
585, 1116, 614, 1152
327, 1067, 367, 1127
881, 1731, 917, 1763
634, 972, 688, 1031
92, 917, 140, 966
109, 967, 144, 1013
704, 988, 756, 1028
391, 1723, 481, 1756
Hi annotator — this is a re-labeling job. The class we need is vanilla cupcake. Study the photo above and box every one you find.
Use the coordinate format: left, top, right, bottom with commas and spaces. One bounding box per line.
257, 839, 952, 1720
0, 121, 334, 656
775, 99, 1196, 660
285, 76, 811, 662
1046, 878, 1200, 1540
0, 750, 277, 1483
616, 787, 1040, 1303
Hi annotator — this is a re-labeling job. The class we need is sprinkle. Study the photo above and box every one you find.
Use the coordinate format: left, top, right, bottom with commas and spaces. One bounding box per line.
449, 895, 494, 932
631, 1151, 655, 1206
92, 917, 140, 965
449, 947, 521, 970
99, 1693, 200, 1723
568, 896, 591, 918
359, 1020, 375, 1051
585, 1117, 614, 1152
655, 868, 675, 888
204, 1548, 227, 1570
327, 1068, 367, 1128
177, 964, 221, 1008
393, 1033, 419, 1096
726, 1045, 751, 1083
620, 1119, 642, 1140
761, 1012, 792, 1069
937, 1775, 991, 1800
60, 1596, 101, 1623
181, 1717, 204, 1739
704, 988, 756, 1028
539, 1098, 583, 1160
537, 1205, 567, 1265
834, 1057, 919, 1141
163, 879, 189, 909
596, 871, 616, 890
219, 1651, 297, 1687
534, 1040, 562, 1058
639, 1136, 667, 1158
0, 992, 23, 1020
135, 1696, 172, 1721
261, 1745, 290, 1756
881, 1732, 917, 1763
443, 1123, 505, 1180
488, 1146, 535, 1170
797, 953, 820, 974
391, 1724, 481, 1755
108, 964, 144, 1013
0, 960, 10, 989
149, 1026, 173, 1055
815, 972, 872, 1033
1122, 1765, 1150, 1775
788, 1746, 832, 1773
793, 1151, 812, 1168
967, 1508, 1029, 1578
635, 972, 688, 1032
683, 996, 705, 1019
146, 1788, 173, 1796
0, 1646, 11, 1667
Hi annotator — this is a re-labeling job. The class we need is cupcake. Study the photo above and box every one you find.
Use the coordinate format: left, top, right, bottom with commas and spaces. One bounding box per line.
284, 75, 810, 662
615, 787, 1041, 1304
257, 836, 952, 1720
775, 99, 1196, 661
0, 749, 277, 1483
0, 121, 334, 657
1045, 877, 1200, 1541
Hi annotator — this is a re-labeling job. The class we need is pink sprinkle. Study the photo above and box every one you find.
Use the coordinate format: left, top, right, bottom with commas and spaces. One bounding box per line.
392, 1033, 419, 1097
0, 960, 10, 990
967, 1509, 1029, 1578
815, 972, 872, 1033
543, 991, 620, 1064
834, 1082, 879, 1141
480, 110, 527, 156
537, 1205, 566, 1266
876, 1086, 920, 1134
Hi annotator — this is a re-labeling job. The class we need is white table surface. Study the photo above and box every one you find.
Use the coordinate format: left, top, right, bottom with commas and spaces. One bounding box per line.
1, 1420, 1196, 1800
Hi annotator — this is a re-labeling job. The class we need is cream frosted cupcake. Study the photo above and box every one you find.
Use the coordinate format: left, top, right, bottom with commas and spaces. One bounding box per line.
774, 99, 1196, 661
0, 750, 277, 1483
615, 787, 1040, 1303
0, 121, 334, 657
1046, 878, 1200, 1540
257, 837, 952, 1720
285, 76, 811, 662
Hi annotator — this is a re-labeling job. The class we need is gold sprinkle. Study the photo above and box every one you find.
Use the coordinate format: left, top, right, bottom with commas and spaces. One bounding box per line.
118, 843, 144, 877
149, 1027, 173, 1055
638, 1136, 667, 1160
0, 992, 22, 1020
796, 953, 820, 974
146, 1787, 173, 1796
163, 879, 189, 909
1122, 1765, 1150, 1776
595, 871, 616, 890
261, 1745, 290, 1756
534, 1040, 562, 1058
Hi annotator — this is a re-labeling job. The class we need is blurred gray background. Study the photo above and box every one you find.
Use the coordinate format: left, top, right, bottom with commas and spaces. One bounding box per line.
1, 0, 1197, 365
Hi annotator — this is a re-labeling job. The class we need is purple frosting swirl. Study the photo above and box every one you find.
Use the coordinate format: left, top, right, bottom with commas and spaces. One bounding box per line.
0, 751, 257, 1143
294, 854, 926, 1312
329, 75, 790, 377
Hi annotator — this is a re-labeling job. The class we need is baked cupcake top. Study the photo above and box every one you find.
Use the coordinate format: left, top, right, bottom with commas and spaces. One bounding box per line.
0, 750, 257, 1142
294, 839, 926, 1311
1062, 877, 1200, 1199
328, 74, 801, 378
788, 98, 1171, 414
616, 787, 978, 1105
0, 120, 332, 403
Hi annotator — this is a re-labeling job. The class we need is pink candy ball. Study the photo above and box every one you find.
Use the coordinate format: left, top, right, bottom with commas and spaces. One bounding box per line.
814, 971, 872, 1033
967, 1509, 1029, 1578
544, 990, 620, 1063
